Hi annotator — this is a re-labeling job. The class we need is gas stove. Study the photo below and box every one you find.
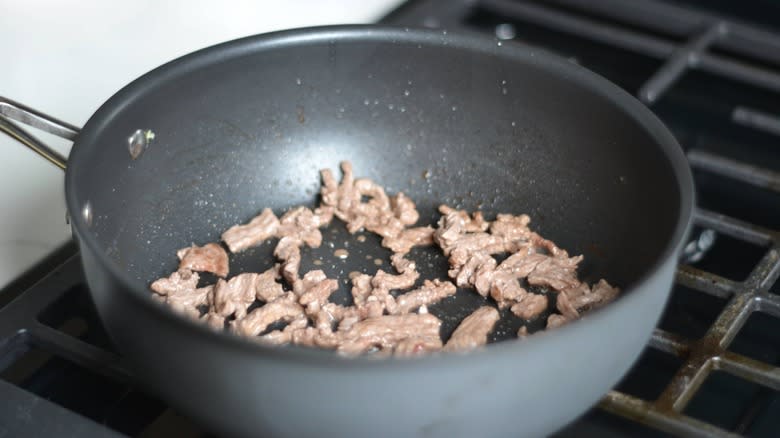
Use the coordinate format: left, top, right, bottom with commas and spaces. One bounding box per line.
2, 1, 779, 436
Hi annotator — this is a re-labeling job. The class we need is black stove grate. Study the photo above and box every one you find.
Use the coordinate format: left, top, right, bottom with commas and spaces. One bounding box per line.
2, 1, 780, 436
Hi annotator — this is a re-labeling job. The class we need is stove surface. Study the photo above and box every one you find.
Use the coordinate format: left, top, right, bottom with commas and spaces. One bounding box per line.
2, 1, 780, 437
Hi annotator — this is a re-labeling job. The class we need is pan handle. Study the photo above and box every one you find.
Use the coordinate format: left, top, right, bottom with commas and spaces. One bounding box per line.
0, 96, 80, 171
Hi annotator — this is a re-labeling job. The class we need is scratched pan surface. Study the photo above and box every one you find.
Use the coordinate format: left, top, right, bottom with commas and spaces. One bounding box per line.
65, 26, 693, 438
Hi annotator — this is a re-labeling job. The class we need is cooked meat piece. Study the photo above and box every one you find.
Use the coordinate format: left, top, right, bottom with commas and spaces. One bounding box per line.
546, 314, 569, 329
447, 233, 506, 267
320, 168, 339, 207
211, 273, 260, 319
473, 264, 496, 297
290, 326, 342, 349
527, 255, 583, 291
391, 253, 416, 274
255, 267, 285, 302
433, 210, 466, 255
372, 267, 418, 291
496, 250, 547, 278
274, 236, 302, 285
450, 252, 496, 289
232, 293, 304, 337
489, 271, 527, 305
568, 279, 620, 310
490, 213, 531, 242
166, 285, 213, 319
151, 269, 200, 296
393, 336, 443, 356
350, 273, 373, 307
444, 306, 500, 352
201, 312, 226, 330
297, 270, 339, 310
221, 208, 279, 253
259, 316, 309, 345
364, 288, 397, 317
363, 214, 405, 238
277, 207, 323, 248
510, 293, 549, 320
313, 206, 335, 228
176, 243, 229, 277
556, 289, 580, 320
517, 326, 528, 338
393, 279, 457, 314
392, 192, 419, 226
355, 178, 391, 210
529, 233, 567, 257
439, 205, 489, 232
337, 313, 442, 356
381, 226, 435, 253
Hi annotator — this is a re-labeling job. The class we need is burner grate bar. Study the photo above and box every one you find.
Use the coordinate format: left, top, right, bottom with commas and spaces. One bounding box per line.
732, 106, 780, 137
757, 292, 780, 318
675, 265, 735, 299
693, 208, 774, 247
599, 391, 740, 438
649, 328, 690, 357
657, 291, 756, 411
688, 149, 780, 193
717, 351, 780, 391
638, 22, 727, 104
28, 321, 132, 383
482, 0, 780, 94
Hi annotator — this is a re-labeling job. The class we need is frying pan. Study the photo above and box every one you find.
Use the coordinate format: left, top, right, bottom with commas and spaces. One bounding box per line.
1, 26, 694, 437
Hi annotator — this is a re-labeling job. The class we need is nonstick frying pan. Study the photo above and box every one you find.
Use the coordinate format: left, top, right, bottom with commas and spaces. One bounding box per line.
1, 26, 694, 438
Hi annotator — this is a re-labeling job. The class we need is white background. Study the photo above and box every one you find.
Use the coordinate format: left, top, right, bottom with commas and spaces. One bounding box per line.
0, 0, 403, 288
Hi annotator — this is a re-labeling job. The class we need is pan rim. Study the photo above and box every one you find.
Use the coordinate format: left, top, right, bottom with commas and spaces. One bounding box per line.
65, 24, 695, 367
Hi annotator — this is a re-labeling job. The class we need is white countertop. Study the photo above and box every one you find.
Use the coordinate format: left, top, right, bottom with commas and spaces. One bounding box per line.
0, 0, 403, 288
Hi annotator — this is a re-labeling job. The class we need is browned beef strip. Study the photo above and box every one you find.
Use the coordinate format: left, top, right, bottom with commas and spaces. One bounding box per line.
211, 273, 261, 319
277, 207, 323, 248
438, 205, 489, 232
450, 252, 497, 289
489, 213, 531, 242
556, 289, 580, 319
393, 336, 443, 356
393, 279, 457, 315
568, 279, 620, 310
433, 210, 466, 255
381, 226, 434, 253
258, 316, 309, 345
176, 243, 229, 277
201, 312, 226, 330
221, 208, 279, 253
355, 178, 391, 210
372, 267, 418, 291
320, 168, 339, 207
151, 269, 200, 296
336, 313, 442, 356
313, 206, 335, 228
150, 270, 212, 319
496, 249, 547, 278
489, 271, 527, 305
255, 267, 285, 302
392, 192, 419, 226
517, 326, 528, 338
350, 273, 373, 307
296, 270, 339, 310
274, 236, 302, 285
443, 306, 500, 352
546, 314, 569, 329
526, 254, 583, 291
231, 293, 304, 336
447, 233, 506, 267
510, 293, 548, 320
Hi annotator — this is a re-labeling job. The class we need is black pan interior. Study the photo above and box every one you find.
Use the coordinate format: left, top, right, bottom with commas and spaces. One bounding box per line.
69, 28, 682, 337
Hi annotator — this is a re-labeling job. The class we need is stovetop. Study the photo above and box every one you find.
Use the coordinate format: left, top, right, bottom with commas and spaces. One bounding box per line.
2, 1, 779, 437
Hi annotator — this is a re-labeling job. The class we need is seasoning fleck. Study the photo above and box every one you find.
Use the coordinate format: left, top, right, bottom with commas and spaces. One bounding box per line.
373, 258, 383, 266
356, 235, 367, 243
334, 249, 349, 259
313, 259, 323, 266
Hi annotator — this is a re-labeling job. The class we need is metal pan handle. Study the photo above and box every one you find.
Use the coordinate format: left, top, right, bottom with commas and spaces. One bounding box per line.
0, 96, 81, 171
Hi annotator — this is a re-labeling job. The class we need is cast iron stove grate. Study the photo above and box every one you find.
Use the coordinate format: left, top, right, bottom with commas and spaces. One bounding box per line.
2, 1, 780, 436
